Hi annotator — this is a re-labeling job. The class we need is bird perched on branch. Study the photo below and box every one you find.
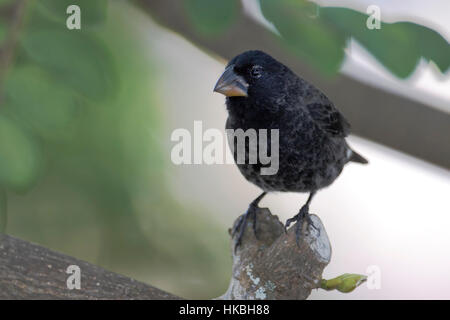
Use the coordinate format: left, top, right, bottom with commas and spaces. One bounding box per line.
213, 50, 368, 249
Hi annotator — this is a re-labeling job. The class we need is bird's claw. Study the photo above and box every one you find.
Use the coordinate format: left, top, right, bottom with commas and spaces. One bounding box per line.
284, 214, 298, 233
285, 205, 319, 247
232, 204, 259, 253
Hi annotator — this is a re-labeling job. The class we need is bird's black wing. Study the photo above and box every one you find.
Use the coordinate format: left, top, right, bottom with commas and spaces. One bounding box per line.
305, 99, 350, 138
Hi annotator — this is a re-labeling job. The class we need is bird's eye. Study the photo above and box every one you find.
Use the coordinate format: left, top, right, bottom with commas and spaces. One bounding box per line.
250, 65, 263, 79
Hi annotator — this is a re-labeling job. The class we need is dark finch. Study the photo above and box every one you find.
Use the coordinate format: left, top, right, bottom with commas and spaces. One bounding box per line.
214, 50, 368, 248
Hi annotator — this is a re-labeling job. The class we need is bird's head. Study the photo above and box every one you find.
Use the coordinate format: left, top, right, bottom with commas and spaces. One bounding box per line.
214, 50, 290, 109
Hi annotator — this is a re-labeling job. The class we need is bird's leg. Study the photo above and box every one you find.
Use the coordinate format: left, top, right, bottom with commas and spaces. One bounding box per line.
285, 191, 318, 246
232, 191, 267, 251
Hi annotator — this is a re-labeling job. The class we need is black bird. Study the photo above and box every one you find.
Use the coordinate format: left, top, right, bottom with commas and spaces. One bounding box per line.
213, 50, 368, 248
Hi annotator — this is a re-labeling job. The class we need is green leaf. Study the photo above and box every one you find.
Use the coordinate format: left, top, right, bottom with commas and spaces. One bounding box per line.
38, 0, 108, 26
408, 22, 450, 73
20, 29, 116, 100
320, 273, 367, 293
0, 115, 41, 191
4, 65, 78, 140
260, 0, 345, 74
320, 7, 450, 77
184, 0, 238, 36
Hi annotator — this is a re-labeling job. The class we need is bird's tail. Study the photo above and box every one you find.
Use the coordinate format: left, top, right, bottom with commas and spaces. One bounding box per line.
349, 149, 368, 164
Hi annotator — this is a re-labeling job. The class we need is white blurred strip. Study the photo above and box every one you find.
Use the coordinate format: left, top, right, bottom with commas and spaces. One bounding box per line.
241, 0, 279, 34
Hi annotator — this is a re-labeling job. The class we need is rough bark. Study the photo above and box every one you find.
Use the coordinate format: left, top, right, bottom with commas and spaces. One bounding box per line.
219, 208, 331, 300
0, 234, 179, 300
0, 208, 330, 300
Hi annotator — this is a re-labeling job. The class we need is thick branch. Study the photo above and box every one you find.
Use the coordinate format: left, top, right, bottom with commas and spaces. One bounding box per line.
0, 234, 179, 299
1, 209, 363, 300
137, 0, 450, 170
219, 208, 331, 300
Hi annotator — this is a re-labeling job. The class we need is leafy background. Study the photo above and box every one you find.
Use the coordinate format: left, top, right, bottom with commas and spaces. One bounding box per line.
0, 0, 448, 298
0, 0, 229, 298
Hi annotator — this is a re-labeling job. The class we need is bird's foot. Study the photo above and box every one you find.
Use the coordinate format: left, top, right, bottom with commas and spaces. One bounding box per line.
285, 205, 319, 246
232, 203, 259, 252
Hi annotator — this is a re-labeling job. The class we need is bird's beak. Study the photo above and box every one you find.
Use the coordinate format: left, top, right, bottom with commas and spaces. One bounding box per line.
213, 65, 248, 97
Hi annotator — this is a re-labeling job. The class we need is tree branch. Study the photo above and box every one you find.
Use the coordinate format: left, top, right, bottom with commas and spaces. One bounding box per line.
219, 208, 331, 300
0, 209, 365, 299
0, 234, 179, 299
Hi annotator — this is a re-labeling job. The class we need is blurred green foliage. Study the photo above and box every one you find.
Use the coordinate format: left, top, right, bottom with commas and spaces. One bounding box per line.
261, 0, 345, 74
184, 0, 239, 36
0, 0, 230, 298
0, 112, 40, 190
319, 7, 450, 77
0, 19, 7, 43
183, 0, 449, 77
0, 189, 5, 233
39, 0, 108, 25
21, 29, 116, 100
